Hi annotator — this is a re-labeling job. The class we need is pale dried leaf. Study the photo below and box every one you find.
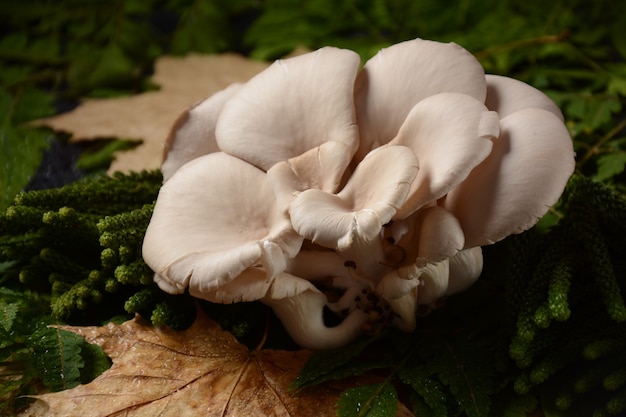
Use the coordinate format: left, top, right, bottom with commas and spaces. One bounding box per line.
25, 312, 413, 417
33, 54, 268, 173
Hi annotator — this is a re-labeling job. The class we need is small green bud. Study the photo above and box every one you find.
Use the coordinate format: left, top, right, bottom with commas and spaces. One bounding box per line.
19, 269, 35, 284
555, 392, 573, 410
607, 392, 626, 415
604, 369, 626, 391
105, 278, 120, 293
119, 245, 135, 264
509, 337, 532, 366
530, 363, 550, 384
583, 339, 623, 360
75, 285, 90, 298
514, 375, 531, 394
533, 306, 551, 328
99, 232, 115, 248
58, 206, 75, 219
51, 280, 70, 295
100, 248, 118, 269
515, 321, 536, 343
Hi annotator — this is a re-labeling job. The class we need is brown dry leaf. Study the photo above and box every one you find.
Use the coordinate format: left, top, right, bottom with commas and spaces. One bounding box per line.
33, 54, 268, 173
25, 311, 413, 417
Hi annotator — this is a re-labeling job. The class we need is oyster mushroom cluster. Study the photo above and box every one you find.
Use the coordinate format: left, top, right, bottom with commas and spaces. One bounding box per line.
142, 38, 575, 349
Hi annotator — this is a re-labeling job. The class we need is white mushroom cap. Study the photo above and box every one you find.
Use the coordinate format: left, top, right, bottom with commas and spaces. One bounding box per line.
215, 47, 361, 171
485, 74, 564, 120
195, 268, 320, 304
143, 152, 303, 300
388, 92, 499, 219
443, 107, 575, 248
414, 261, 450, 305
412, 206, 465, 266
440, 74, 573, 249
353, 38, 488, 162
445, 247, 483, 296
267, 140, 354, 214
288, 145, 419, 251
161, 83, 241, 181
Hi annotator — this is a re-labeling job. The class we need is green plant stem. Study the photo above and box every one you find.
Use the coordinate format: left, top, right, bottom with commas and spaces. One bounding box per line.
474, 31, 569, 60
577, 118, 626, 169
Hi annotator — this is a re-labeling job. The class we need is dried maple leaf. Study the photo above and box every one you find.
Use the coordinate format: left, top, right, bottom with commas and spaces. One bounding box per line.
33, 54, 268, 174
25, 311, 413, 417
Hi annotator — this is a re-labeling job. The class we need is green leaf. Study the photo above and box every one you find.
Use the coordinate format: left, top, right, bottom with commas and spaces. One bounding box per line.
28, 325, 85, 392
399, 367, 448, 417
291, 334, 386, 391
596, 152, 626, 181
0, 300, 18, 332
337, 381, 399, 417
0, 126, 50, 211
565, 94, 622, 134
608, 74, 626, 96
11, 86, 56, 123
85, 43, 137, 91
611, 10, 626, 59
169, 2, 232, 54
79, 341, 111, 384
0, 372, 26, 398
428, 339, 494, 417
75, 138, 141, 172
0, 85, 55, 211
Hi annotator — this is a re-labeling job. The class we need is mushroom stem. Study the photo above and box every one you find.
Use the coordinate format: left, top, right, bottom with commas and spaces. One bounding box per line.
264, 290, 368, 350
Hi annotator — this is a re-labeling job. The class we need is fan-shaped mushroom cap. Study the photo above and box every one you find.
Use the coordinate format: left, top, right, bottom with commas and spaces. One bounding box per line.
388, 93, 499, 218
443, 107, 575, 248
195, 268, 320, 304
143, 152, 303, 300
216, 47, 361, 171
441, 74, 573, 249
161, 83, 241, 181
445, 247, 483, 296
288, 145, 419, 251
353, 38, 487, 162
412, 206, 465, 266
485, 74, 563, 120
267, 140, 354, 214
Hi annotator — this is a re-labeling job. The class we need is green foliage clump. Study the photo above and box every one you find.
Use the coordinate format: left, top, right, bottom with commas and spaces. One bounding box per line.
124, 286, 195, 330
504, 175, 626, 416
0, 169, 192, 324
